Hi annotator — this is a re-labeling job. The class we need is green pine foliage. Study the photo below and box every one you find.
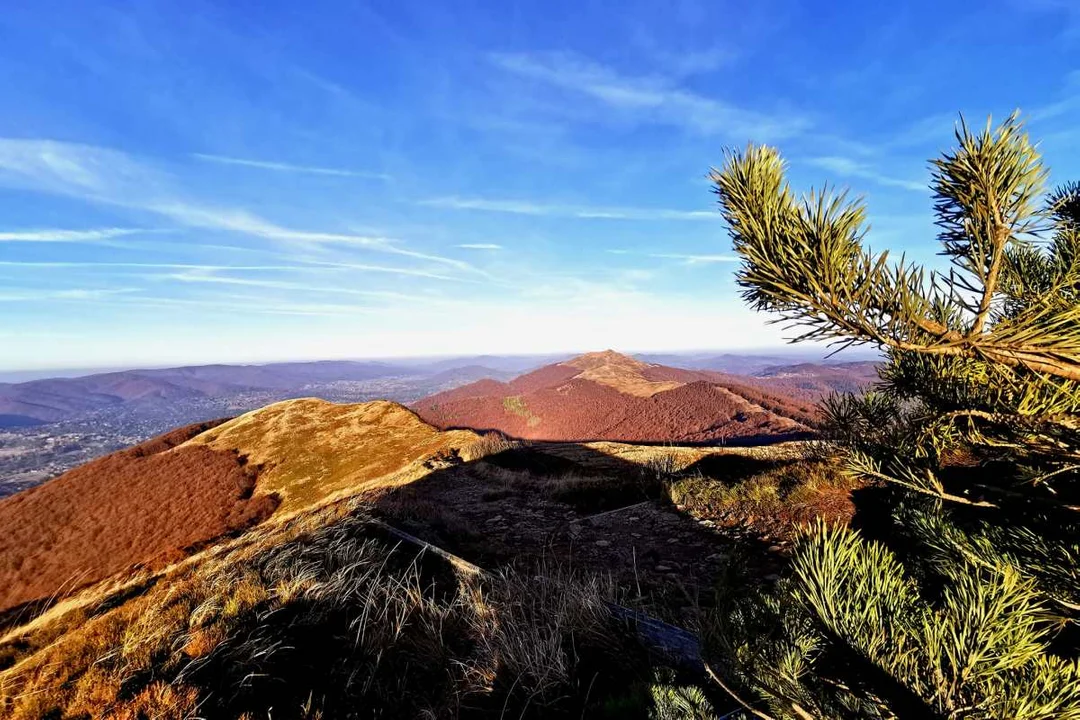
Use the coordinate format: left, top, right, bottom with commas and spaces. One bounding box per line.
705, 114, 1080, 719
649, 670, 721, 720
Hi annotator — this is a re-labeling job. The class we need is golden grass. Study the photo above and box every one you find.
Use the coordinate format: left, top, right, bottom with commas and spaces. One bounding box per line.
562, 440, 809, 470
186, 398, 481, 513
502, 395, 542, 427
466, 432, 524, 459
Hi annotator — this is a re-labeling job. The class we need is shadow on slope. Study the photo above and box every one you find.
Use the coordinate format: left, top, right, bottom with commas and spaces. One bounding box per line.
438, 423, 816, 448
0, 434, 868, 719
370, 442, 789, 621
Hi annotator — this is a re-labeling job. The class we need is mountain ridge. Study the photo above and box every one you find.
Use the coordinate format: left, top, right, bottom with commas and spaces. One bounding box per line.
413, 350, 824, 444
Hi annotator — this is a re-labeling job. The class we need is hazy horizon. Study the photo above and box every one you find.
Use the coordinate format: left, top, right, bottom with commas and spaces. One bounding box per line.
0, 344, 884, 382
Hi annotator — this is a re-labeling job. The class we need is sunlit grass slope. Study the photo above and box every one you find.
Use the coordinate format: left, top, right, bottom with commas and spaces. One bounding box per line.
187, 398, 482, 513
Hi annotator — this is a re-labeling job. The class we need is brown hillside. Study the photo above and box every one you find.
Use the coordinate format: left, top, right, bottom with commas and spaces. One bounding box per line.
0, 401, 481, 616
413, 351, 815, 443
0, 419, 278, 614
564, 350, 681, 396
753, 361, 881, 400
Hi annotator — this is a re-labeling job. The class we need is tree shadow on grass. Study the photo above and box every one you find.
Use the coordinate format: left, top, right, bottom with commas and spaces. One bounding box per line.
373, 442, 786, 621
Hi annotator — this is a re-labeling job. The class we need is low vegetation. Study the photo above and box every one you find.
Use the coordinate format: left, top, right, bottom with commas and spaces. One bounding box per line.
467, 431, 524, 459
667, 456, 859, 539
0, 399, 486, 621
190, 399, 482, 512
0, 418, 866, 718
502, 394, 542, 427
0, 427, 277, 615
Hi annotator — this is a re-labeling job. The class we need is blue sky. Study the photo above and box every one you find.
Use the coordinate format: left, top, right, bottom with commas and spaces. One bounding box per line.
0, 0, 1077, 371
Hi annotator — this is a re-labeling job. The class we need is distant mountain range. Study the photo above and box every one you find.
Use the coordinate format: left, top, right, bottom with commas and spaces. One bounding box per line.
634, 351, 866, 375
0, 360, 506, 427
413, 350, 877, 445
0, 350, 879, 429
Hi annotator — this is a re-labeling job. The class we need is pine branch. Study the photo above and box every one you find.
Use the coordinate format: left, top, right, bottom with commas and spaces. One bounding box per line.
703, 662, 780, 720
710, 120, 1080, 386
970, 219, 1008, 337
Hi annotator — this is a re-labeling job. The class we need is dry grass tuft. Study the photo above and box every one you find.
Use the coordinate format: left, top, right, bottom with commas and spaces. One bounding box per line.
0, 502, 639, 719
468, 431, 525, 459
642, 452, 685, 484
378, 488, 481, 544
474, 560, 621, 697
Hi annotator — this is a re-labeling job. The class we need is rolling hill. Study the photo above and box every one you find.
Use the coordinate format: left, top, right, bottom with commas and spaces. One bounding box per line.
0, 353, 874, 428
0, 399, 480, 615
185, 398, 481, 514
412, 350, 823, 444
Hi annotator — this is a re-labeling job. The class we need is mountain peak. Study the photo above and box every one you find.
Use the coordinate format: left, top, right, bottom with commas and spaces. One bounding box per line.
561, 350, 678, 397
414, 352, 819, 442
564, 349, 644, 370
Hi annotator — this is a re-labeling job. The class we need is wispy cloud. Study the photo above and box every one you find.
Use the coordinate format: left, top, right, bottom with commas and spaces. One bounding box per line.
0, 138, 478, 274
0, 261, 299, 270
650, 46, 736, 76
191, 153, 389, 180
0, 258, 463, 282
0, 287, 141, 302
293, 259, 466, 281
144, 201, 478, 272
1031, 71, 1080, 122
489, 51, 809, 141
423, 196, 717, 221
805, 156, 926, 192
90, 293, 386, 318
0, 138, 161, 198
0, 227, 149, 243
607, 249, 737, 265
887, 112, 959, 149
456, 243, 502, 250
164, 268, 433, 299
649, 253, 738, 264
